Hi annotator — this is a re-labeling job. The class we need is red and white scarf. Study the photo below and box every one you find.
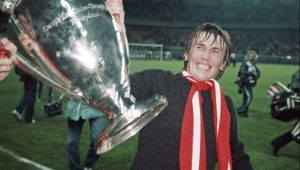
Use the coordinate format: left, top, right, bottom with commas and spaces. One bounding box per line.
180, 71, 232, 170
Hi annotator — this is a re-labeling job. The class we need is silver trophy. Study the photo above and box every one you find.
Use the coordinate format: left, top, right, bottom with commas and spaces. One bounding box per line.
0, 0, 168, 154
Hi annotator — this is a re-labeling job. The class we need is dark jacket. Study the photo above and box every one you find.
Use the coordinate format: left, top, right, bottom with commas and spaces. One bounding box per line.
130, 69, 253, 170
237, 61, 260, 87
15, 66, 37, 91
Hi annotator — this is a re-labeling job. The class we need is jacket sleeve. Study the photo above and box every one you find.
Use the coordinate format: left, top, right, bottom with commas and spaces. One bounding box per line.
129, 69, 173, 101
226, 95, 254, 170
129, 70, 157, 101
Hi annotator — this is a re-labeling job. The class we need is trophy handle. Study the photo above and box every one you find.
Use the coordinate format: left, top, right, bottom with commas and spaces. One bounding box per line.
112, 13, 129, 59
9, 13, 79, 94
13, 50, 83, 100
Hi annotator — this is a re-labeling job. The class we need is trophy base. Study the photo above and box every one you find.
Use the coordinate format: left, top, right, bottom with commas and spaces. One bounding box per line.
95, 95, 168, 154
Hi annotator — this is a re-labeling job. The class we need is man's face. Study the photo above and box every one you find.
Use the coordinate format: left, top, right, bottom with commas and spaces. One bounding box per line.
184, 32, 226, 81
248, 54, 256, 62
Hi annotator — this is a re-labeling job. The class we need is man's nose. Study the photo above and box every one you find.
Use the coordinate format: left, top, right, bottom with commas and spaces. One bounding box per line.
201, 50, 209, 60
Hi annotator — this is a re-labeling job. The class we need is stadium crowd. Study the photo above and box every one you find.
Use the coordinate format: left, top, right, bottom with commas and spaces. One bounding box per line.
124, 0, 298, 24
124, 0, 299, 57
126, 27, 299, 57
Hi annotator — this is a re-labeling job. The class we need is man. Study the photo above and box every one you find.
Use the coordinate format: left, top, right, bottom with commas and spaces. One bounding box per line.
4, 7, 39, 123
230, 52, 236, 67
36, 81, 53, 103
271, 68, 300, 156
12, 65, 37, 123
236, 50, 260, 117
271, 120, 300, 157
65, 100, 109, 170
130, 23, 253, 170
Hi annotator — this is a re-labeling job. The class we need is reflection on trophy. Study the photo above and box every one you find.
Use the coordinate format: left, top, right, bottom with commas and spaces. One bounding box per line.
0, 0, 168, 154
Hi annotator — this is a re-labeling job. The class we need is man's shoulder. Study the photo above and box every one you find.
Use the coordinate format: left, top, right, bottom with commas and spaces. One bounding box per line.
132, 69, 177, 79
140, 69, 174, 75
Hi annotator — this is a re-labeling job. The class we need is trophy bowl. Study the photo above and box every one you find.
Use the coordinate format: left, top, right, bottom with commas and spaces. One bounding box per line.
1, 0, 168, 154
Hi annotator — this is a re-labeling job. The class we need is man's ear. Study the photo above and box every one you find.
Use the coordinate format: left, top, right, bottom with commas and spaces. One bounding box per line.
220, 62, 226, 71
183, 52, 189, 61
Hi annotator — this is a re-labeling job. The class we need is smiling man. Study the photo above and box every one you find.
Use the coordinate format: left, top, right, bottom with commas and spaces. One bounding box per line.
130, 23, 253, 170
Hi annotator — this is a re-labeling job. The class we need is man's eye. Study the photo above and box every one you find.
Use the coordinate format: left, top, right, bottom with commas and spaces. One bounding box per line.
212, 49, 220, 54
196, 45, 203, 49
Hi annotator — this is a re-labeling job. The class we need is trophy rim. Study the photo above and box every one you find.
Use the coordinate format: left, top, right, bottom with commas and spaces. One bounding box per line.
95, 95, 168, 154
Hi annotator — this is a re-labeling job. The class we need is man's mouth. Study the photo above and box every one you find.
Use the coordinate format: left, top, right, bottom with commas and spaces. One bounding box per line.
197, 63, 210, 70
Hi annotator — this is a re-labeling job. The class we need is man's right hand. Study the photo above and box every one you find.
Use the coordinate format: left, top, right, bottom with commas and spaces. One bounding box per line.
0, 37, 17, 81
18, 33, 36, 56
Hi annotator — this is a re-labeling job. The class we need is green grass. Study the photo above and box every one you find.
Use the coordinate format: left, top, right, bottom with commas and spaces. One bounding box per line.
0, 60, 299, 170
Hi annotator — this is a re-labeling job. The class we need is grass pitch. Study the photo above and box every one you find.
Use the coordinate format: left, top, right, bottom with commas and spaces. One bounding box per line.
0, 60, 299, 169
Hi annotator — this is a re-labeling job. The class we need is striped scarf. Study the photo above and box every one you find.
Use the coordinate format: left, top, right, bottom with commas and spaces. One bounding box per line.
180, 71, 232, 170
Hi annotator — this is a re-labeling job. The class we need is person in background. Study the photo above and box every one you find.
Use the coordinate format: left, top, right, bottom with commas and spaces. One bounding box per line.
65, 100, 109, 170
271, 68, 300, 157
130, 23, 253, 170
36, 81, 53, 103
271, 120, 300, 156
230, 52, 236, 67
9, 5, 41, 124
236, 50, 260, 117
11, 65, 37, 123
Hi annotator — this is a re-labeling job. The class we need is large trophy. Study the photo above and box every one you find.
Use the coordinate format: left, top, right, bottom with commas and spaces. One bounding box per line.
0, 0, 168, 154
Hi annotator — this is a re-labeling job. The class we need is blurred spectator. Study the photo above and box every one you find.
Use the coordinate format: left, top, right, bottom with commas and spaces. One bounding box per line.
125, 0, 299, 58
65, 100, 108, 170
270, 68, 300, 156
36, 81, 53, 103
125, 0, 298, 25
230, 52, 236, 67
236, 50, 260, 117
271, 120, 300, 156
12, 66, 37, 123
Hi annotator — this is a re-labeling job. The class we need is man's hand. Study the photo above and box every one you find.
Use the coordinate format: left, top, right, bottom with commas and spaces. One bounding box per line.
105, 0, 124, 22
18, 33, 36, 56
0, 37, 17, 81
